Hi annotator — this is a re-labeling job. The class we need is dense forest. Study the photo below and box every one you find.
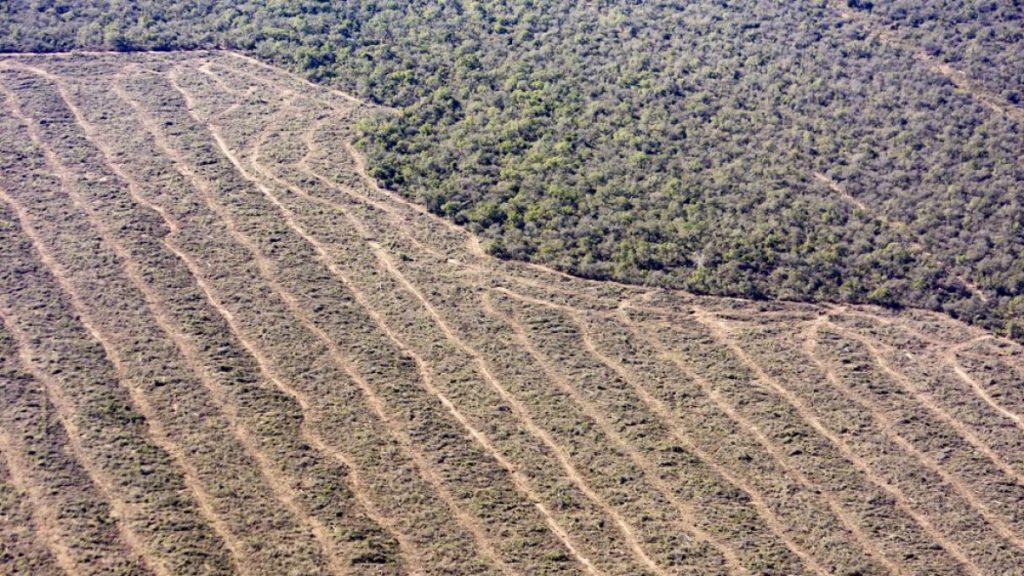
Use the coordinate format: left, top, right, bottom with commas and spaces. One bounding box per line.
865, 0, 1023, 104
2, 0, 1022, 338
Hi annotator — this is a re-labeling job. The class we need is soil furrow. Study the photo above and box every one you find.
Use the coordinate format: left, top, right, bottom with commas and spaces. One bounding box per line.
814, 322, 1024, 573
0, 296, 150, 576
802, 319, 994, 572
835, 325, 1024, 491
103, 68, 417, 576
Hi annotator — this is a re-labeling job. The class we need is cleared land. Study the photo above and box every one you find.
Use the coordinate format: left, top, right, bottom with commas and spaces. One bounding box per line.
1, 51, 1023, 575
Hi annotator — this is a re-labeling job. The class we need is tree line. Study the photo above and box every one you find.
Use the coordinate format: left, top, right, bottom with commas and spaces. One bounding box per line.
3, 0, 1022, 338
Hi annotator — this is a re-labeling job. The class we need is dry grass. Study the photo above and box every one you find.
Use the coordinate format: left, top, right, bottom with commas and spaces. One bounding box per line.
0, 51, 1022, 575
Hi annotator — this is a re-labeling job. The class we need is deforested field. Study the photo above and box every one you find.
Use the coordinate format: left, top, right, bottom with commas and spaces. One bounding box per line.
2, 51, 1024, 576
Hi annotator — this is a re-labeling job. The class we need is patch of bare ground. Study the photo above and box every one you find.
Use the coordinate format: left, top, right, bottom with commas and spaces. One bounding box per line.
826, 315, 1024, 488
0, 305, 151, 576
1, 50, 1022, 576
952, 343, 1024, 428
619, 305, 889, 575
0, 65, 379, 576
85, 70, 494, 574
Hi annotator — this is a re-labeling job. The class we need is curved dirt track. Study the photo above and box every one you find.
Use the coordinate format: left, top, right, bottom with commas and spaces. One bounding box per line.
0, 51, 1023, 576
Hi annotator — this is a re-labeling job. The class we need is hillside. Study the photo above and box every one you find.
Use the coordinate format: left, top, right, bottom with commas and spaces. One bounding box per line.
1, 0, 1022, 340
2, 51, 1024, 575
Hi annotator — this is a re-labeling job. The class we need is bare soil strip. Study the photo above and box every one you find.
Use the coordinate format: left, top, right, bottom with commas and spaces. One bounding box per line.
834, 308, 1024, 434
0, 305, 150, 576
951, 350, 1024, 430
646, 302, 1024, 570
835, 325, 1024, 490
107, 69, 414, 575
811, 323, 1024, 573
692, 308, 935, 574
565, 308, 815, 572
489, 292, 754, 575
801, 320, 984, 573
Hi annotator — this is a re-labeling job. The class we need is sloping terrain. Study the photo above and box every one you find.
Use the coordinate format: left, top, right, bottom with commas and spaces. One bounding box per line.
1, 51, 1023, 575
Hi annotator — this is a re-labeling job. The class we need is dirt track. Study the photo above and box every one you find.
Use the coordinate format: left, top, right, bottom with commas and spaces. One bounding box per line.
1, 52, 1023, 576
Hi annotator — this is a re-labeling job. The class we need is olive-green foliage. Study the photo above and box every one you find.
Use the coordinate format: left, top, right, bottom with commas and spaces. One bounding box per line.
2, 0, 1022, 338
863, 0, 1024, 105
